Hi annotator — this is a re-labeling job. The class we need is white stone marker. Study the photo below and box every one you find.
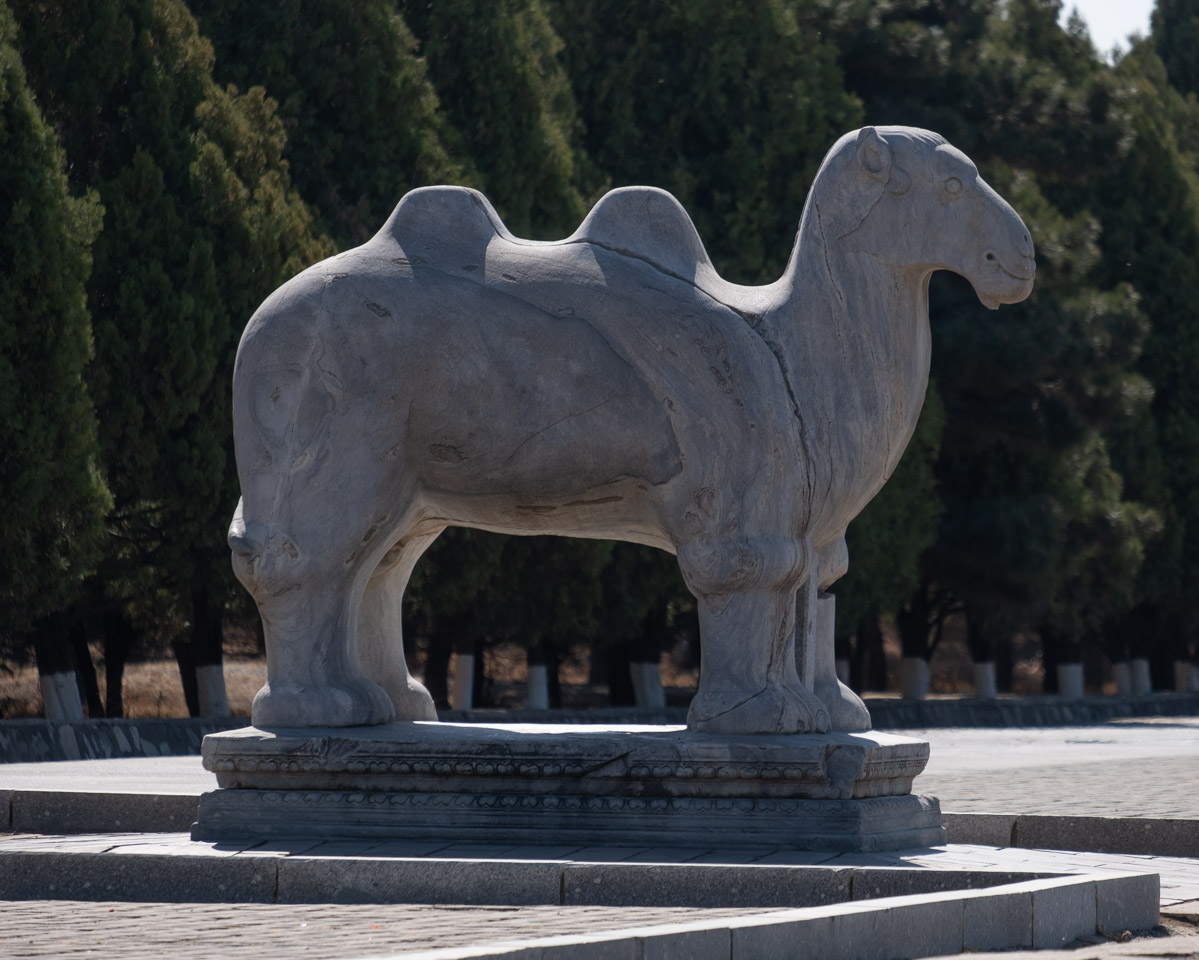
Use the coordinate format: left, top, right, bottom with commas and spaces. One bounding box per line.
226, 126, 1033, 735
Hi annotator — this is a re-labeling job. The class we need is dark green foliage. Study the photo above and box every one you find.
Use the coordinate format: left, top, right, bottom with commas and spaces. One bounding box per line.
1066, 39, 1199, 661
12, 0, 330, 689
834, 384, 945, 636
549, 0, 861, 281
191, 0, 465, 248
1153, 0, 1199, 98
820, 0, 1154, 660
0, 0, 110, 632
400, 0, 588, 239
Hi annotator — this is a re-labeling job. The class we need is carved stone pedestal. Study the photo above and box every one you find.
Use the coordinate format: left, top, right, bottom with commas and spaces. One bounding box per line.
193, 723, 944, 852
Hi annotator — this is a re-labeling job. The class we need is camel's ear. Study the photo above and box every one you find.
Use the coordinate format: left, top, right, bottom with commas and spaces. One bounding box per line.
885, 165, 911, 196
856, 127, 892, 182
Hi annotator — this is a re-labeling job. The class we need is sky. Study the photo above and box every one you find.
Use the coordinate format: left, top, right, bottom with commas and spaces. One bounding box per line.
1057, 0, 1156, 58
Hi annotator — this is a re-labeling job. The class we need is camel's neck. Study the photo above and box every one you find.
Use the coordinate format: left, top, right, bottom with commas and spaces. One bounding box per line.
762, 200, 933, 536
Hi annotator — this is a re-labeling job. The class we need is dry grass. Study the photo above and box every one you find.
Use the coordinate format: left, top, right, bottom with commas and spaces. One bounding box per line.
0, 639, 703, 719
0, 618, 1077, 720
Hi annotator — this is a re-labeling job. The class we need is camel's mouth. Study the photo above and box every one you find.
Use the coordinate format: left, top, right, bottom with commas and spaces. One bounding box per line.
985, 251, 1036, 283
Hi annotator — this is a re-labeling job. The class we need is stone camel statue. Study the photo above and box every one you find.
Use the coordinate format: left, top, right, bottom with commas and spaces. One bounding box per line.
227, 126, 1034, 734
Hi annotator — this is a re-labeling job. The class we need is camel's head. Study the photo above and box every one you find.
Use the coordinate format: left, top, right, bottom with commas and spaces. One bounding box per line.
816, 126, 1035, 309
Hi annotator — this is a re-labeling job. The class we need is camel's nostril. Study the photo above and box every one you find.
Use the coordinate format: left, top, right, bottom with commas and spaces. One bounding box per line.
985, 252, 996, 262
229, 535, 259, 558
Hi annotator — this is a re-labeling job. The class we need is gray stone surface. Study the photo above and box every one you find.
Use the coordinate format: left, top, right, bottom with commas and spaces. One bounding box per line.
0, 717, 246, 763
1015, 817, 1199, 858
0, 832, 1169, 959
10, 789, 196, 834
0, 850, 276, 903
202, 722, 929, 798
1032, 878, 1099, 948
943, 812, 1016, 847
194, 722, 944, 851
849, 867, 1039, 900
1096, 871, 1161, 936
963, 889, 1033, 951
276, 856, 563, 906
228, 125, 1032, 736
560, 863, 853, 908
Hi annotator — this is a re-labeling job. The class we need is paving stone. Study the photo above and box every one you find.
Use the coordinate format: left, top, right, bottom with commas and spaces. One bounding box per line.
1031, 878, 1099, 948
562, 862, 853, 909
0, 850, 276, 903
851, 867, 1040, 900
276, 854, 563, 905
963, 889, 1032, 951
10, 789, 197, 834
638, 925, 730, 960
1094, 873, 1164, 935
944, 812, 1015, 846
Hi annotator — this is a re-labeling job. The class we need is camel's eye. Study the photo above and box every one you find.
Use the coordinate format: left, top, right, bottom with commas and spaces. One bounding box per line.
945, 176, 963, 196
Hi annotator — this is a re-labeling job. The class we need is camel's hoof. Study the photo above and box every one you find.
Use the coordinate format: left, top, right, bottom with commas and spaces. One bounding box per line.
380, 675, 438, 721
687, 683, 830, 735
815, 679, 872, 732
251, 678, 396, 728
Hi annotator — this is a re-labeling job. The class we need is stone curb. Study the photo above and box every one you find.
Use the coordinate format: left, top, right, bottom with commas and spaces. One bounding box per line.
441, 692, 1199, 731
0, 717, 246, 764
2, 789, 197, 834
394, 875, 1160, 960
8, 788, 1199, 863
944, 813, 1199, 858
3, 692, 1198, 764
0, 848, 1160, 959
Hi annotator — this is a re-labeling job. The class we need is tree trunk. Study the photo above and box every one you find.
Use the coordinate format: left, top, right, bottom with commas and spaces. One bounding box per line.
102, 608, 138, 718
629, 659, 666, 708
172, 636, 201, 717
192, 587, 230, 717
424, 627, 454, 709
450, 635, 475, 710
973, 661, 998, 699
542, 636, 562, 709
854, 614, 887, 692
33, 613, 83, 722
69, 618, 104, 717
1130, 657, 1152, 695
526, 661, 549, 709
1112, 660, 1133, 696
900, 656, 930, 700
604, 640, 636, 706
1056, 662, 1084, 699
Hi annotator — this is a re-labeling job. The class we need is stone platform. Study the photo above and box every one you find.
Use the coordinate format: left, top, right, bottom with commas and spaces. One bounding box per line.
193, 722, 944, 851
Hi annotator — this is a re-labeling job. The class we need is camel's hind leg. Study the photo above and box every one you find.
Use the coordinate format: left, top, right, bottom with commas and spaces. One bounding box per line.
679, 535, 829, 735
356, 531, 441, 720
795, 534, 871, 731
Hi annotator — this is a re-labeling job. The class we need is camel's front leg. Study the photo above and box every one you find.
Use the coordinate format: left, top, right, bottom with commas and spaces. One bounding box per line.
795, 534, 871, 731
679, 536, 829, 735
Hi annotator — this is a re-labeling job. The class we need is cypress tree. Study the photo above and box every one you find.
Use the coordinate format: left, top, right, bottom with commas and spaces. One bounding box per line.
190, 0, 466, 249
401, 0, 589, 239
0, 0, 110, 713
549, 0, 861, 280
818, 0, 1154, 683
12, 0, 330, 714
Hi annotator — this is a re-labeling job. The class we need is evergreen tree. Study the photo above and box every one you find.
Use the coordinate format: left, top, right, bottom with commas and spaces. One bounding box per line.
818, 0, 1154, 679
191, 0, 466, 248
0, 0, 110, 704
1066, 37, 1199, 677
834, 384, 945, 642
12, 0, 330, 713
1153, 0, 1199, 98
401, 0, 589, 239
550, 0, 861, 281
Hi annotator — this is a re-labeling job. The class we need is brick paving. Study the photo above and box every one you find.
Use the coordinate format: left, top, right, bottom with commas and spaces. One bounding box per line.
4, 720, 1199, 958
916, 720, 1199, 818
0, 900, 773, 959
